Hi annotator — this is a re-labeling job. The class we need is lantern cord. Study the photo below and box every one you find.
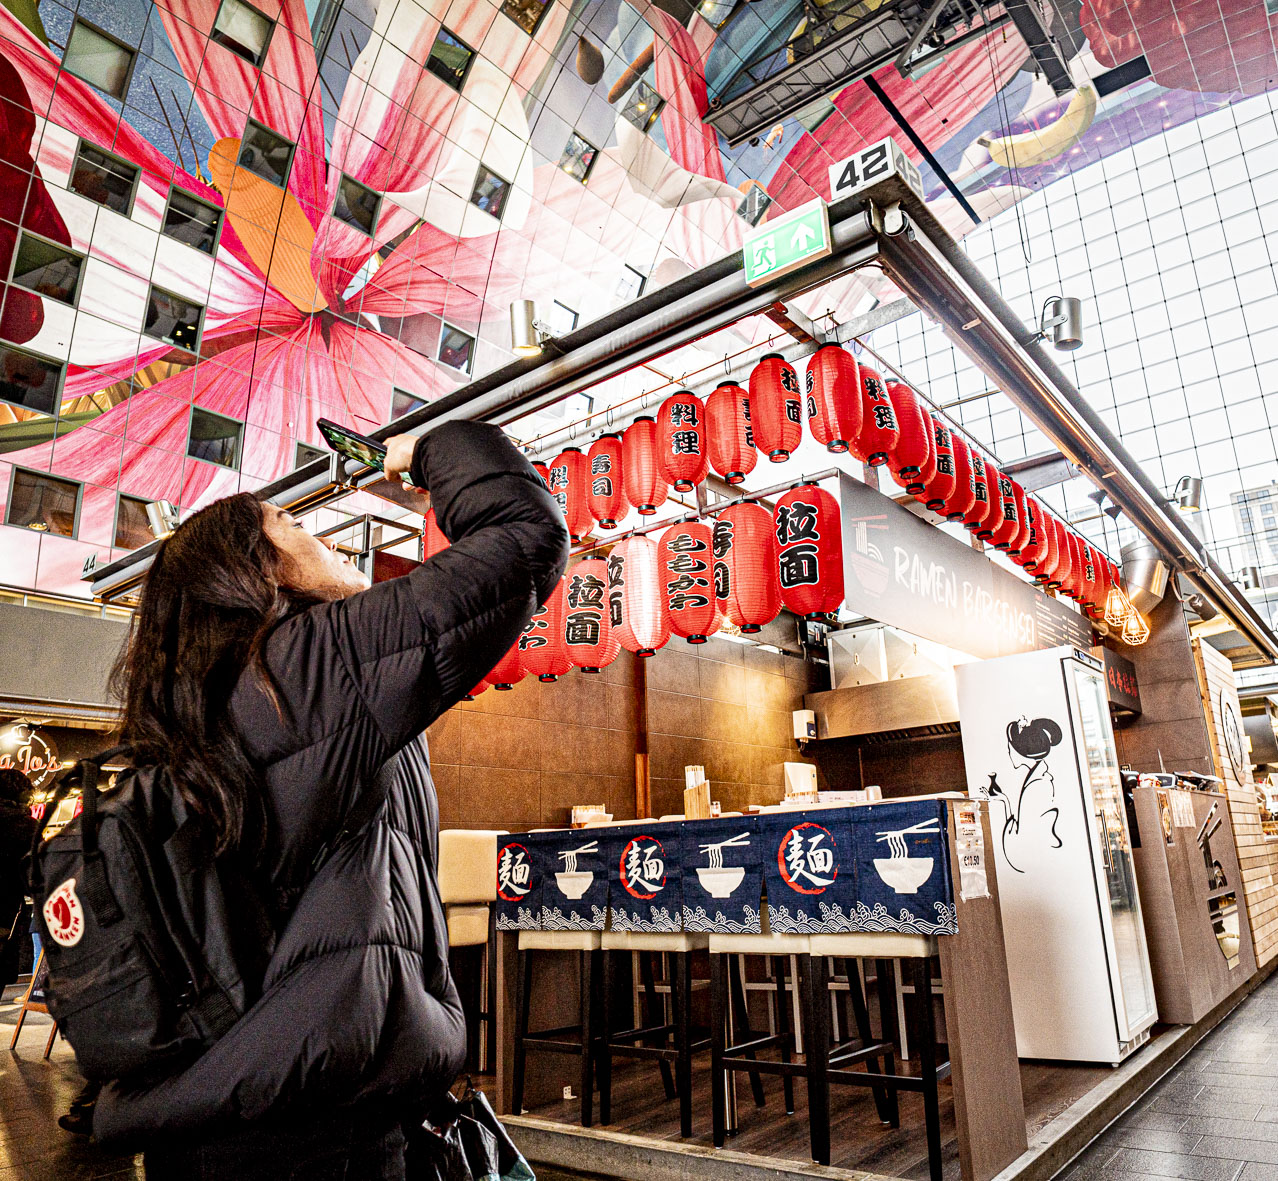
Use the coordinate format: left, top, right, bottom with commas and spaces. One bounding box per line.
571, 468, 843, 556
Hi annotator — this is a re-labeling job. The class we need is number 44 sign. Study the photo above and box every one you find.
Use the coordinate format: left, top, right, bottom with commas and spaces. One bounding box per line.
828, 137, 924, 204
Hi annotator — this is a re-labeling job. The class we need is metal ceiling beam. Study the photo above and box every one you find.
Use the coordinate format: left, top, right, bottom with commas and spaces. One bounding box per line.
1002, 0, 1074, 95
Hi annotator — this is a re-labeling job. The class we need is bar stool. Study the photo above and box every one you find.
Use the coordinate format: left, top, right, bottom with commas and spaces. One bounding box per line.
438, 829, 505, 1073
807, 933, 948, 1179
511, 930, 603, 1126
598, 929, 710, 1137
708, 909, 806, 1148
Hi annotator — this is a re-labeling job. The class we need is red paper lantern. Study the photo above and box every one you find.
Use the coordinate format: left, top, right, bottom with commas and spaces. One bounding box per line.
706, 381, 757, 485
622, 416, 667, 516
423, 508, 449, 559
1089, 547, 1111, 616
962, 451, 992, 529
547, 447, 594, 542
940, 435, 977, 521
1034, 509, 1062, 586
805, 344, 861, 454
461, 680, 487, 701
609, 536, 670, 657
531, 460, 549, 489
989, 471, 1021, 551
973, 458, 1005, 540
749, 353, 803, 462
519, 578, 571, 682
1013, 496, 1047, 571
774, 484, 844, 619
1008, 482, 1031, 555
1052, 520, 1076, 593
850, 365, 899, 466
565, 557, 619, 673
661, 522, 720, 643
713, 503, 781, 633
886, 381, 931, 491
484, 641, 525, 691
922, 418, 957, 511
656, 390, 709, 491
587, 433, 628, 528
1077, 539, 1100, 610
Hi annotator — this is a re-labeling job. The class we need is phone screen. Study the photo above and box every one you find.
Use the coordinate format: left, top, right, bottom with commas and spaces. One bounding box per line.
317, 418, 387, 472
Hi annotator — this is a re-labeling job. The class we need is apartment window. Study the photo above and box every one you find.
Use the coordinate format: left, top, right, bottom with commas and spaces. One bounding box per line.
11, 234, 85, 306
616, 265, 646, 301
63, 20, 135, 100
7, 469, 80, 537
162, 188, 223, 254
426, 27, 475, 90
0, 343, 63, 415
237, 119, 294, 188
113, 494, 153, 549
437, 323, 474, 375
500, 0, 548, 35
736, 182, 773, 227
620, 81, 663, 134
187, 407, 243, 469
391, 387, 425, 419
210, 0, 275, 67
144, 285, 204, 353
294, 440, 326, 468
333, 174, 381, 236
558, 132, 598, 184
69, 143, 139, 216
469, 165, 511, 220
546, 301, 578, 335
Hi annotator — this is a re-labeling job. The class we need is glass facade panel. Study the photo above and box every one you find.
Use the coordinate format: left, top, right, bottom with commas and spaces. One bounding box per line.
12, 235, 84, 305
7, 470, 79, 538
63, 21, 134, 99
211, 0, 275, 66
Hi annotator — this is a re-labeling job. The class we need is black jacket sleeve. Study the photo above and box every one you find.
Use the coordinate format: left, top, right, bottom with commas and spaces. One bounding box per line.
250, 420, 568, 767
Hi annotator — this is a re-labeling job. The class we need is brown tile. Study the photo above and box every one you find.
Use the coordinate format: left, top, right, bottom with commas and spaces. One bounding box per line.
609, 772, 640, 821
649, 732, 709, 781
468, 674, 541, 719
648, 776, 685, 819
647, 689, 704, 738
710, 781, 751, 814
454, 713, 544, 771
538, 720, 634, 779
696, 635, 746, 665
540, 772, 624, 828
425, 708, 467, 766
646, 647, 701, 695
698, 658, 747, 704
743, 644, 785, 677
433, 762, 461, 829
456, 765, 540, 832
749, 745, 788, 788
598, 648, 638, 687
702, 699, 750, 746
703, 737, 753, 786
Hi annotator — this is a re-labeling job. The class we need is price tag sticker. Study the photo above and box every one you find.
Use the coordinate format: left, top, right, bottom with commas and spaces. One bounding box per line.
828, 137, 924, 204
954, 802, 990, 901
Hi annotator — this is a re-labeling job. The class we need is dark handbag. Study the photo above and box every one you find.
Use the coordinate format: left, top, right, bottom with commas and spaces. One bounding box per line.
408, 1080, 535, 1181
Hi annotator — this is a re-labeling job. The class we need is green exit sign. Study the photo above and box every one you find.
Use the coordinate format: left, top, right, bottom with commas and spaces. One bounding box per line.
742, 197, 832, 287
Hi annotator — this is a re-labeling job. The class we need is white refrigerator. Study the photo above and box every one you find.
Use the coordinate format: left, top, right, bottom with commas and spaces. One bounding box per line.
955, 646, 1157, 1064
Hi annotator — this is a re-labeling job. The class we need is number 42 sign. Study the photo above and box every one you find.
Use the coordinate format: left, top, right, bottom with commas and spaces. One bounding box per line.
828, 137, 924, 204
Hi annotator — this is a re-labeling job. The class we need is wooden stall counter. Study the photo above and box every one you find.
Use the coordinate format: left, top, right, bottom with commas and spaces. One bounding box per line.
1131, 786, 1256, 1025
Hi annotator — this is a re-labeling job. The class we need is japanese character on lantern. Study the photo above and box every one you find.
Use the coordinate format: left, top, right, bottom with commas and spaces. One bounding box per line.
779, 543, 820, 588
776, 501, 820, 545
565, 612, 600, 645
670, 431, 701, 456
567, 572, 606, 609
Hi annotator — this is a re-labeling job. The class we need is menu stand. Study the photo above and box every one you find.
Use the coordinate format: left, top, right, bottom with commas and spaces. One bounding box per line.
8, 950, 57, 1059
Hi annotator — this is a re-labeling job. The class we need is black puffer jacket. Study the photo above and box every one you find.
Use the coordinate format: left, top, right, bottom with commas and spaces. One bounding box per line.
95, 420, 569, 1144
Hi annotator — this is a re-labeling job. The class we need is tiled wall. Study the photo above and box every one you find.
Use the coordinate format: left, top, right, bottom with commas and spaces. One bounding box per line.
428, 632, 817, 832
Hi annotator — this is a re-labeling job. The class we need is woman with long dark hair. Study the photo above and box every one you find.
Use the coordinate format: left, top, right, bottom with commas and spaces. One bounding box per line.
92, 421, 568, 1179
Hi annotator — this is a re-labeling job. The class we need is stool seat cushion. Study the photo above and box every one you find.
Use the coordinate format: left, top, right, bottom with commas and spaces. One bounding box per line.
518, 930, 603, 951
710, 932, 811, 954
601, 931, 710, 953
438, 829, 507, 904
446, 903, 490, 948
808, 932, 938, 958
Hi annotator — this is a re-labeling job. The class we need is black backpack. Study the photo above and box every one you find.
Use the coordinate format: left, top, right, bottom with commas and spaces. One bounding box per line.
29, 746, 388, 1084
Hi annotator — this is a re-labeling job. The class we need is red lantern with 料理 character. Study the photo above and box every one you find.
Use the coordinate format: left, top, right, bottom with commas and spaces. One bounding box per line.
622, 416, 667, 516
519, 578, 571, 682
587, 433, 628, 528
565, 557, 619, 673
850, 365, 898, 466
774, 484, 844, 619
713, 503, 781, 633
609, 536, 670, 656
805, 344, 861, 454
749, 353, 803, 462
661, 522, 720, 644
940, 434, 977, 521
484, 641, 525, 691
423, 508, 449, 559
886, 381, 931, 491
547, 448, 594, 542
656, 390, 709, 491
706, 381, 757, 485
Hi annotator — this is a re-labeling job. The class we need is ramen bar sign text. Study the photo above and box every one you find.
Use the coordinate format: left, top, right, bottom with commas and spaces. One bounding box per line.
838, 473, 1091, 660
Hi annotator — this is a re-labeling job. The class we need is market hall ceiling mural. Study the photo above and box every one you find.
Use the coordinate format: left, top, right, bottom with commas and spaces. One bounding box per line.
0, 0, 1272, 595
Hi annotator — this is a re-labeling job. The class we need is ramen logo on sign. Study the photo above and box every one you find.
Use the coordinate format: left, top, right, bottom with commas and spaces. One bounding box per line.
496, 843, 532, 901
43, 878, 85, 947
777, 822, 837, 895
620, 836, 666, 899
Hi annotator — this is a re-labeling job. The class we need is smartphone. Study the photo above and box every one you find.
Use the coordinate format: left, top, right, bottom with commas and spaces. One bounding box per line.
317, 418, 387, 472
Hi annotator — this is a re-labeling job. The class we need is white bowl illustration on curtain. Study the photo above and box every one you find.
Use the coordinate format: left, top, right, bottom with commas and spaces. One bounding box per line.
556, 840, 600, 900
696, 832, 751, 898
873, 817, 941, 895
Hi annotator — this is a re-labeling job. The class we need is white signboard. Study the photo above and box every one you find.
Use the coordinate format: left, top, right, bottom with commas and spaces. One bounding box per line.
828, 137, 924, 204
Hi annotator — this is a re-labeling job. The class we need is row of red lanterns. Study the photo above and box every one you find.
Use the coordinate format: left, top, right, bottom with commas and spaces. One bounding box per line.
529, 346, 1121, 620
425, 484, 846, 693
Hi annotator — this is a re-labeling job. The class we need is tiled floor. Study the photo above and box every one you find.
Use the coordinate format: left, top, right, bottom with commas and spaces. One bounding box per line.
1059, 971, 1278, 1181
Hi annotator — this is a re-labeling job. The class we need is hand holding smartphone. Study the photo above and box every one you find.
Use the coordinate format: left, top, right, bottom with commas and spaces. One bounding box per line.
317, 419, 421, 489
